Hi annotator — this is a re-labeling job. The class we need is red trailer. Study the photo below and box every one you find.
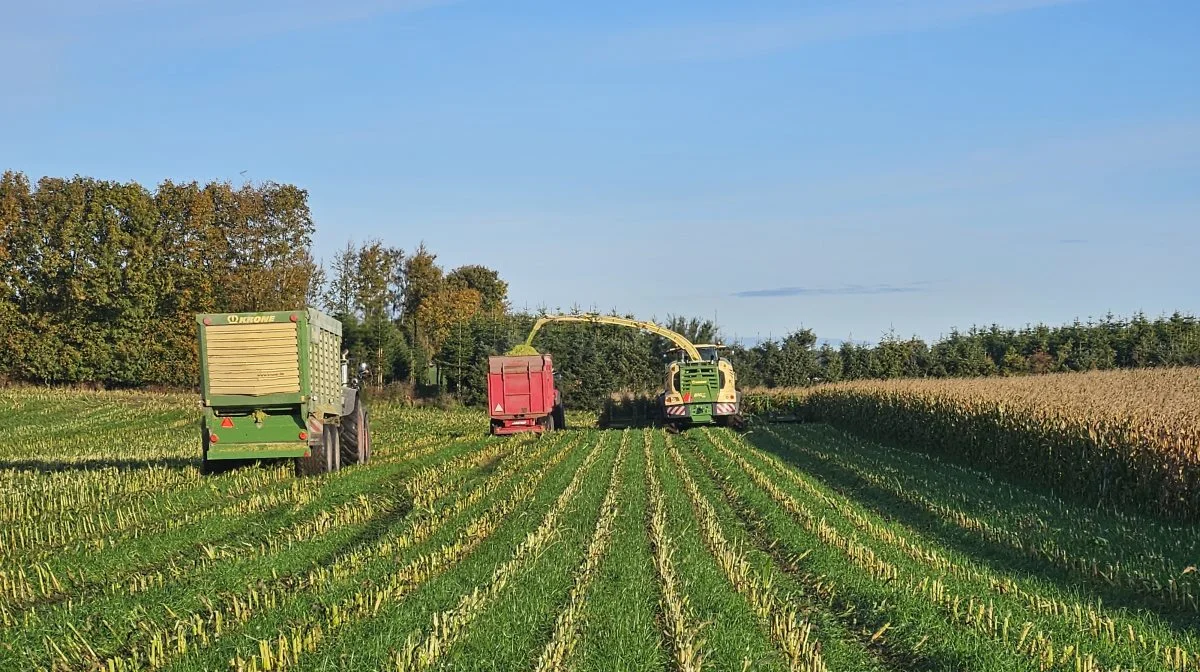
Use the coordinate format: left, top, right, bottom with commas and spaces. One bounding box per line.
487, 354, 565, 435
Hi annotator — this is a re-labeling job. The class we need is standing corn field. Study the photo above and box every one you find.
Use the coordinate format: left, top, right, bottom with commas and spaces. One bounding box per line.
744, 367, 1200, 521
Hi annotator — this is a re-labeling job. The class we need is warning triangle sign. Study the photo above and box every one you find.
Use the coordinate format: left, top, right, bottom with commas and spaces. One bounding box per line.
220, 417, 234, 428
494, 404, 503, 413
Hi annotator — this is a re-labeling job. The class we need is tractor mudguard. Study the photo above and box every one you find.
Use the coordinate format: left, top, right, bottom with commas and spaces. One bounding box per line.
341, 388, 358, 417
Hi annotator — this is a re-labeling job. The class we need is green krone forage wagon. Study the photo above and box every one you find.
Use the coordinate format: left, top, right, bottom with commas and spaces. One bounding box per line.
195, 308, 372, 475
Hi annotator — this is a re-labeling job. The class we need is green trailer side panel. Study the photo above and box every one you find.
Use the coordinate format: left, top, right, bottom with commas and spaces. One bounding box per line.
306, 307, 343, 418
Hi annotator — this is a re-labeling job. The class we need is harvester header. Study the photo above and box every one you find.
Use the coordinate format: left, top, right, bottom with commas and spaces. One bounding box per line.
515, 313, 702, 361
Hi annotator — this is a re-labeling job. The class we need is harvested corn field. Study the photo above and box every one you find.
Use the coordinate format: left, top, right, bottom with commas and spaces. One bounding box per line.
2, 387, 1199, 671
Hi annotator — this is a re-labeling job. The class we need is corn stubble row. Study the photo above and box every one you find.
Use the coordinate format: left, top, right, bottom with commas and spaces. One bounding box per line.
644, 431, 707, 672
696, 428, 1200, 671
745, 368, 1200, 521
0, 431, 470, 624
534, 431, 628, 672
768, 423, 1200, 614
392, 431, 613, 671
28, 423, 563, 670
664, 434, 826, 672
228, 432, 581, 672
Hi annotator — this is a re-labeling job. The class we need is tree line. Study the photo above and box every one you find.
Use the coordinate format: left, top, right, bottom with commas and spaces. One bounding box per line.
3, 172, 1197, 410
0, 172, 318, 386
725, 313, 1200, 389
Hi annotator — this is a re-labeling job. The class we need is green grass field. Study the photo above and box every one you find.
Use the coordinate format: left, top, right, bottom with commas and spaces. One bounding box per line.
1, 388, 1198, 671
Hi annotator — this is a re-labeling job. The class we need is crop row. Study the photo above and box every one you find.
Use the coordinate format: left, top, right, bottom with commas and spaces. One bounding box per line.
13, 428, 574, 669
695, 427, 1200, 671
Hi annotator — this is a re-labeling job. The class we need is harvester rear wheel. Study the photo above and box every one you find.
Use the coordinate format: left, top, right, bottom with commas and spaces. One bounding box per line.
340, 402, 368, 466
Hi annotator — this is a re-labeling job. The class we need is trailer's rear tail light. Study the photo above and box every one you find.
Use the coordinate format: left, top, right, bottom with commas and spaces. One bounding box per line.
290, 313, 299, 322
299, 431, 308, 440
203, 317, 212, 326
209, 433, 219, 443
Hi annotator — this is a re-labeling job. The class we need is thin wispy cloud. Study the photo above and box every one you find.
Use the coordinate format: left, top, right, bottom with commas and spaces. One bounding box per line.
782, 120, 1200, 212
733, 282, 931, 299
604, 0, 1088, 62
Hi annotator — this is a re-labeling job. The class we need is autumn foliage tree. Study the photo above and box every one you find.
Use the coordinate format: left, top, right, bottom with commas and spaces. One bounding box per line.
0, 171, 318, 386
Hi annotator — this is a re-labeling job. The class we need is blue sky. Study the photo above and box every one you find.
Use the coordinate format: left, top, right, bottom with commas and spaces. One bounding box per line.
4, 0, 1198, 344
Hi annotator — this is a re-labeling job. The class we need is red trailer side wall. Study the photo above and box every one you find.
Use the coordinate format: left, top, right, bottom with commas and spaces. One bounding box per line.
487, 354, 555, 419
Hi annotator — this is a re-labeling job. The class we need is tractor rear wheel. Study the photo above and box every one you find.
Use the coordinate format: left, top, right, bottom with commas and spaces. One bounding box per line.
552, 404, 566, 430
340, 402, 369, 466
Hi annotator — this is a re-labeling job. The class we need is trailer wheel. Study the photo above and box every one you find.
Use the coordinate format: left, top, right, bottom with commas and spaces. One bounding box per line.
362, 408, 372, 463
545, 413, 556, 432
340, 402, 368, 466
200, 428, 236, 475
330, 427, 342, 472
200, 432, 217, 476
552, 404, 567, 430
200, 428, 214, 475
296, 427, 338, 476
